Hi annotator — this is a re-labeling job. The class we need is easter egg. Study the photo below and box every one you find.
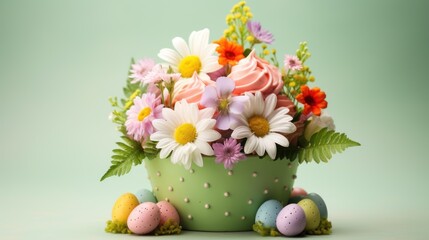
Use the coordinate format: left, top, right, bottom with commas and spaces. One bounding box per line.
290, 187, 307, 198
255, 199, 283, 228
111, 193, 139, 224
156, 201, 180, 225
276, 204, 306, 236
306, 193, 328, 219
135, 188, 157, 203
127, 202, 160, 235
298, 199, 320, 231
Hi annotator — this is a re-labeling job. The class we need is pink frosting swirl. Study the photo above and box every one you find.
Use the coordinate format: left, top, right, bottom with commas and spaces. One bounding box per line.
173, 72, 212, 107
228, 50, 283, 96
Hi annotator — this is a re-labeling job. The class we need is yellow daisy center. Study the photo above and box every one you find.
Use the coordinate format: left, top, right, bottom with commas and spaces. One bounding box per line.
137, 107, 151, 121
174, 123, 197, 145
178, 55, 202, 78
248, 115, 270, 137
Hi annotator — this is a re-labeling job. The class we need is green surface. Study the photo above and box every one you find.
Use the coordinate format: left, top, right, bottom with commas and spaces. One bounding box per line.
145, 156, 297, 231
1, 0, 428, 239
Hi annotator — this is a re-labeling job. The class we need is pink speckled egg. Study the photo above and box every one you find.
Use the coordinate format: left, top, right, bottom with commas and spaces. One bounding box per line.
290, 187, 308, 198
156, 201, 180, 225
276, 204, 306, 237
127, 202, 160, 235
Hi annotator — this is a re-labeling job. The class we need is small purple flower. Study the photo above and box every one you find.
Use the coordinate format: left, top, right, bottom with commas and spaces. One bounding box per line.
247, 21, 274, 44
200, 77, 248, 130
213, 138, 246, 169
284, 55, 302, 71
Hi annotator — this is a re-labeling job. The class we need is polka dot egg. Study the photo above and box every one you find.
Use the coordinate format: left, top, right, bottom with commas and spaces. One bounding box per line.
297, 199, 321, 231
127, 202, 160, 235
276, 204, 306, 236
111, 193, 139, 224
156, 201, 180, 225
306, 192, 328, 219
255, 199, 283, 228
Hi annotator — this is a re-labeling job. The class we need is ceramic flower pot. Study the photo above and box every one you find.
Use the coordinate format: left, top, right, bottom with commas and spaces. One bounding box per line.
144, 155, 298, 231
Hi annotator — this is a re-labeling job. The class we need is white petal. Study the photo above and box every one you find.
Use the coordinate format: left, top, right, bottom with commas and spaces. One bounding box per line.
162, 108, 182, 127
199, 107, 215, 120
192, 149, 204, 167
196, 119, 216, 132
270, 121, 297, 134
172, 37, 190, 57
263, 136, 277, 159
189, 29, 209, 56
265, 132, 289, 147
263, 94, 277, 118
254, 92, 264, 115
244, 135, 258, 154
201, 56, 222, 73
198, 129, 221, 142
195, 140, 214, 155
231, 126, 252, 139
255, 138, 265, 156
159, 141, 178, 158
152, 118, 175, 132
158, 48, 181, 66
200, 43, 218, 60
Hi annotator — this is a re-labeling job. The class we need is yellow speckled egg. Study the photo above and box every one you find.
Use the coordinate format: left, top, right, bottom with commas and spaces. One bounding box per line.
297, 199, 320, 231
112, 193, 139, 224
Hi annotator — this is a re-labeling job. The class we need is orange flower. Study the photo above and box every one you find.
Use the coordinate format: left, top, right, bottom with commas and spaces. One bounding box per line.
214, 38, 244, 66
296, 85, 328, 116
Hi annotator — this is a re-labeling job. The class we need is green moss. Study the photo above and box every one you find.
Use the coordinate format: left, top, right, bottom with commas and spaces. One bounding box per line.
252, 221, 281, 237
104, 220, 132, 234
306, 218, 332, 235
154, 219, 182, 235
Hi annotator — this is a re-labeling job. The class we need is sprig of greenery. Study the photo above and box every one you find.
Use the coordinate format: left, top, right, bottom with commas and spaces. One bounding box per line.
252, 221, 281, 237
297, 128, 360, 163
283, 42, 315, 104
100, 136, 146, 181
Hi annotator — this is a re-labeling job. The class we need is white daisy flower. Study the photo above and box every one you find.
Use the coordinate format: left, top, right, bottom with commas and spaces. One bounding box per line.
150, 100, 221, 169
231, 92, 297, 159
158, 28, 222, 80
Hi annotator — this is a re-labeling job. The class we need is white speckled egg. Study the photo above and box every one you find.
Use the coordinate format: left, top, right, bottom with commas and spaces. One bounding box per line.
276, 204, 306, 236
156, 201, 180, 225
306, 193, 328, 219
127, 202, 160, 235
135, 188, 157, 203
255, 199, 283, 228
298, 199, 321, 231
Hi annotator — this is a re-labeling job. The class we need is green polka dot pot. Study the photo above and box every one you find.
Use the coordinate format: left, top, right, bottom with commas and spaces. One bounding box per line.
144, 155, 298, 231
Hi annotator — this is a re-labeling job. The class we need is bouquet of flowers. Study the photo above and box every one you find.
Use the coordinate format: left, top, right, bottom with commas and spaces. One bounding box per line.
101, 2, 359, 181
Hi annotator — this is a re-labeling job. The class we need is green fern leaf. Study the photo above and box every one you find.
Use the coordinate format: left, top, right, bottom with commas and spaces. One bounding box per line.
298, 128, 360, 163
100, 136, 146, 181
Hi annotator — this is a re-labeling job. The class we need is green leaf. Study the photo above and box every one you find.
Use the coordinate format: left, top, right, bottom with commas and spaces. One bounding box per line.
297, 128, 360, 163
100, 136, 146, 181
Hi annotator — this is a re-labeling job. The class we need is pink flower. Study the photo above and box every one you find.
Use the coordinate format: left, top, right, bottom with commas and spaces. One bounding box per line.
125, 93, 163, 142
284, 55, 302, 71
129, 59, 156, 83
200, 77, 248, 130
213, 138, 246, 169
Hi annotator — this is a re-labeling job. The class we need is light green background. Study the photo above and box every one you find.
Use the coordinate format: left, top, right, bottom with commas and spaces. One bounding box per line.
1, 0, 428, 239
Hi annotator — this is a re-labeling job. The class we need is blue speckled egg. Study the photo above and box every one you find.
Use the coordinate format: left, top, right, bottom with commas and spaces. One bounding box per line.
306, 193, 328, 219
255, 199, 283, 228
135, 188, 157, 203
